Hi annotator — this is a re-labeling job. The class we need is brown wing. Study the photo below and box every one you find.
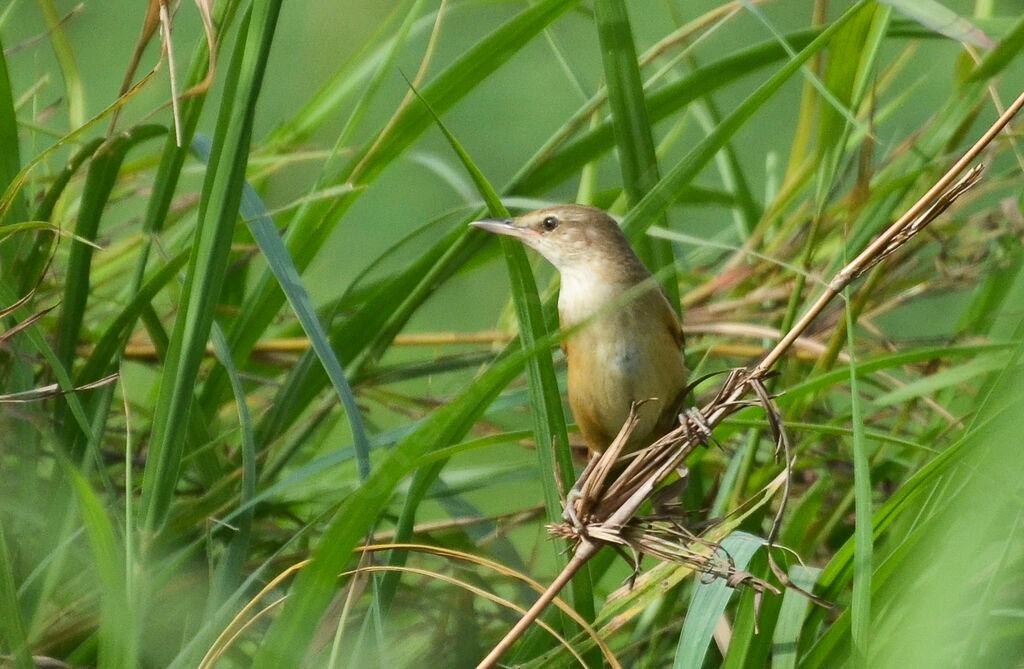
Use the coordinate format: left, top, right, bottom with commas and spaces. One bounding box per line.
654, 289, 689, 423
656, 286, 685, 349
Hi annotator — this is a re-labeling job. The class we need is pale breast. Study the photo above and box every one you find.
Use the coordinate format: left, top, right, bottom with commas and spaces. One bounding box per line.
561, 281, 687, 452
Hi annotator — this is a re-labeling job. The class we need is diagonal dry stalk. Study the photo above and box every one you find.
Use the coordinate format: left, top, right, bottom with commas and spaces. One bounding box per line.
476, 88, 1024, 669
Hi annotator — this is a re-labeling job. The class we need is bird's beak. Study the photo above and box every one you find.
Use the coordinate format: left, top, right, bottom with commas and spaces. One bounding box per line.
469, 218, 535, 239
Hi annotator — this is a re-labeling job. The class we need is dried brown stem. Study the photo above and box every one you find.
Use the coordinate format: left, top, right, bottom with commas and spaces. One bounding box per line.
475, 545, 598, 669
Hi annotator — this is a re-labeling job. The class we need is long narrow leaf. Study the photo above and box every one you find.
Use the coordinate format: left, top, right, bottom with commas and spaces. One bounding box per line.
142, 2, 283, 531
674, 532, 765, 668
593, 0, 675, 299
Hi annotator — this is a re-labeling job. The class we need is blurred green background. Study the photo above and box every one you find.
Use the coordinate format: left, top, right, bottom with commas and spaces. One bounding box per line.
1, 0, 1023, 667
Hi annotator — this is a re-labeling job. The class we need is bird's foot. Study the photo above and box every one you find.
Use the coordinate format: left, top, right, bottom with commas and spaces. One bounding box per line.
562, 488, 583, 530
679, 407, 716, 448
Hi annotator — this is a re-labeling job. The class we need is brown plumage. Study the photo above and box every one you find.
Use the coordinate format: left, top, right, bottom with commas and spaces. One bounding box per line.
471, 204, 687, 454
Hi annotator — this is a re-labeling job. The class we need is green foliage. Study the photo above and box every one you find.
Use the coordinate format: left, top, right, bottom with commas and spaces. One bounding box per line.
0, 1, 1022, 667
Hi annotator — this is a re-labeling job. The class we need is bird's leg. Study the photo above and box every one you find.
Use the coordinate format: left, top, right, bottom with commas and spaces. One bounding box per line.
562, 454, 599, 529
679, 407, 716, 448
610, 545, 643, 589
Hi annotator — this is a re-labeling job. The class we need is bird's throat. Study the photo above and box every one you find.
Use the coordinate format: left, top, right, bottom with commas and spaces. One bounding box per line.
557, 267, 635, 329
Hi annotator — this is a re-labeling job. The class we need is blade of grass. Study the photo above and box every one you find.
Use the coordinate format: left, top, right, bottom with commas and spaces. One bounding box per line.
770, 566, 821, 669
0, 32, 33, 471
673, 532, 765, 668
871, 353, 1009, 405
69, 467, 137, 668
54, 126, 165, 453
720, 551, 782, 669
120, 0, 242, 487
593, 0, 676, 303
965, 11, 1024, 83
0, 33, 26, 229
880, 0, 993, 47
0, 520, 32, 669
142, 1, 283, 532
55, 126, 166, 373
849, 291, 873, 669
37, 0, 85, 128
207, 323, 257, 601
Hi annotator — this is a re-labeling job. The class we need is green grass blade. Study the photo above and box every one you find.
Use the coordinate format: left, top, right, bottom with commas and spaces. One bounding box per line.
593, 0, 675, 300
37, 0, 85, 128
720, 551, 780, 669
207, 323, 257, 600
142, 2, 284, 532
871, 354, 1009, 406
880, 0, 993, 46
770, 566, 821, 669
69, 467, 137, 668
54, 126, 165, 379
847, 292, 872, 669
0, 520, 32, 669
673, 532, 765, 668
966, 11, 1024, 82
0, 33, 26, 228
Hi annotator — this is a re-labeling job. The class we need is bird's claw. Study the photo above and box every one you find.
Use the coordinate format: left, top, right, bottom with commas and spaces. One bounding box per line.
563, 488, 583, 529
679, 407, 715, 447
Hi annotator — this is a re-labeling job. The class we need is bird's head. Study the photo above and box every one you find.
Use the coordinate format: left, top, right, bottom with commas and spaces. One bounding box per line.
470, 205, 648, 281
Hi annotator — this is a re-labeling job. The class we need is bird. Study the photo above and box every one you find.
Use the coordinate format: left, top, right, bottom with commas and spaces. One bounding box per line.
470, 204, 687, 458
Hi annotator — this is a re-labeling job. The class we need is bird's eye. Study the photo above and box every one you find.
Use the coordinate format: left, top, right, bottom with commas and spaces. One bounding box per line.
542, 216, 559, 231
